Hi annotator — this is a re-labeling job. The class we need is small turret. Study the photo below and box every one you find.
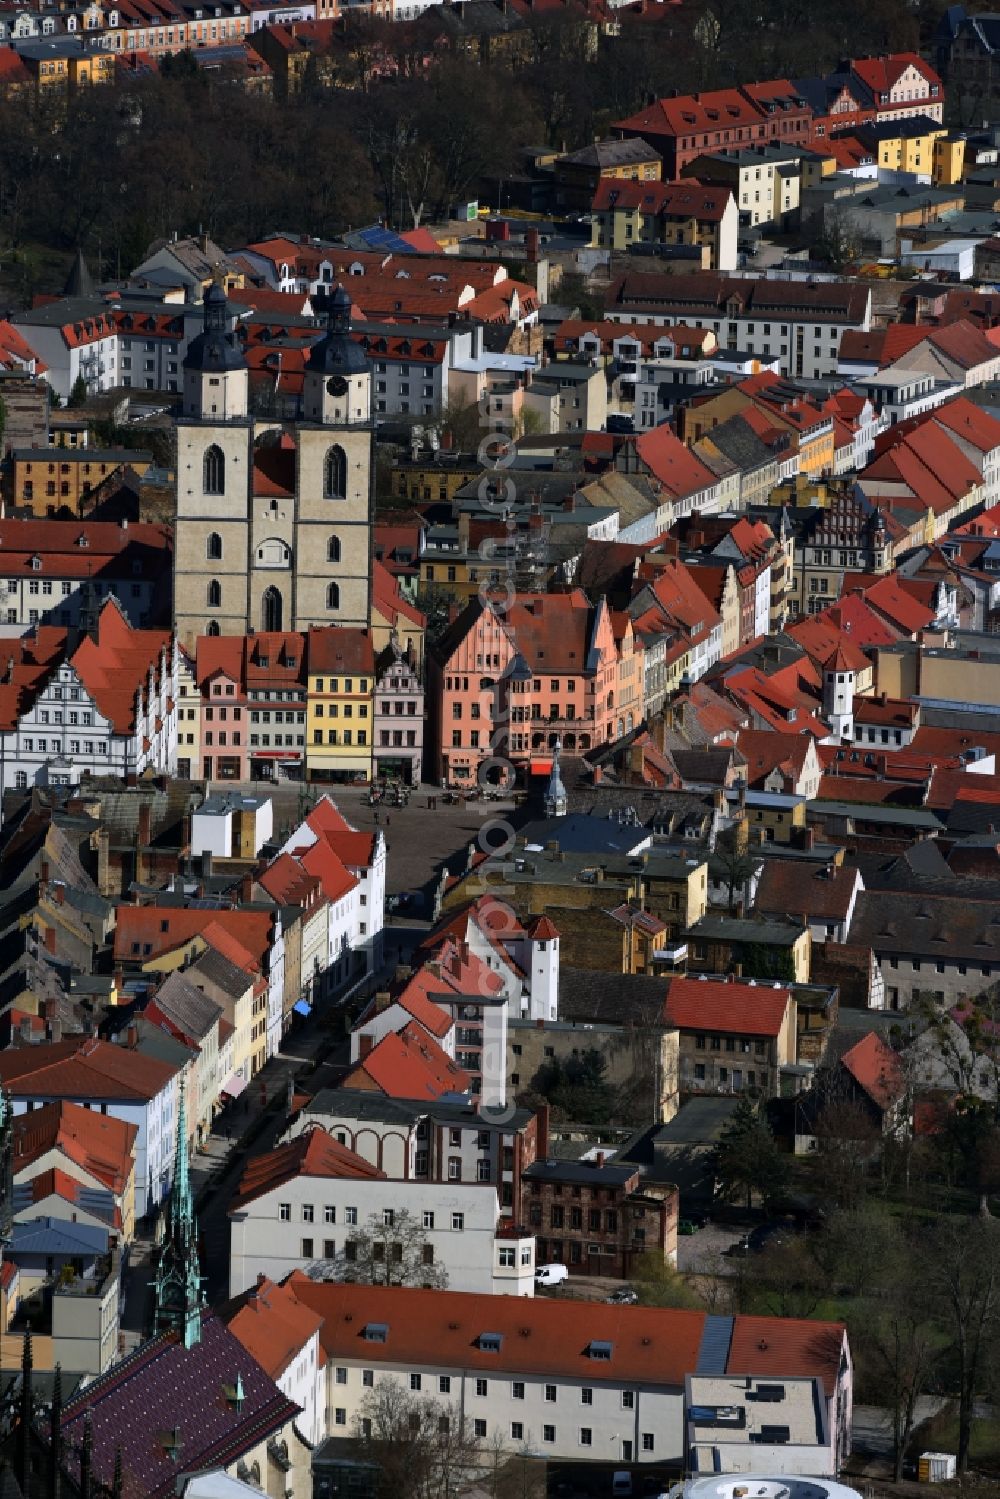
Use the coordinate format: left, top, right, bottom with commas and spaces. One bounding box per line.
544, 740, 568, 819
182, 281, 248, 421
302, 283, 371, 426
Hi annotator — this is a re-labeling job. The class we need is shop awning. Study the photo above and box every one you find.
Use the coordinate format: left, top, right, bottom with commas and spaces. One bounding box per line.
221, 1073, 247, 1099
293, 1000, 311, 1017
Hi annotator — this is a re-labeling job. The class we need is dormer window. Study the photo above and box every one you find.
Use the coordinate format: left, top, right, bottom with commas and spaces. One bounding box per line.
478, 1332, 503, 1353
588, 1341, 613, 1360
30, 556, 42, 571
363, 1322, 389, 1343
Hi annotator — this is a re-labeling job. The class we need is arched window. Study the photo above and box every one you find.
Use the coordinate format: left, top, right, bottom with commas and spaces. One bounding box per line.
206, 620, 220, 637
617, 717, 625, 739
327, 581, 340, 610
206, 532, 222, 561
203, 444, 225, 495
323, 445, 346, 499
262, 585, 282, 633
327, 535, 341, 563
626, 711, 634, 733
207, 579, 221, 608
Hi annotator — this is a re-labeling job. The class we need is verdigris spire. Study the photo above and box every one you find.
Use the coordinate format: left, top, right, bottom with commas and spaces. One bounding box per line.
153, 1079, 204, 1349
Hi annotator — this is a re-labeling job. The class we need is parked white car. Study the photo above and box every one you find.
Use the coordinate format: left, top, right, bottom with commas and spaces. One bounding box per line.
534, 1263, 569, 1287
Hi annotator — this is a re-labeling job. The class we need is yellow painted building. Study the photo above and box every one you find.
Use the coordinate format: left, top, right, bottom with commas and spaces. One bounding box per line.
861, 120, 965, 186
306, 626, 375, 781
10, 447, 153, 516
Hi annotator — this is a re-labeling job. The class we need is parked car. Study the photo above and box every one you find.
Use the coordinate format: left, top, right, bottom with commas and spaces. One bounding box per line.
725, 1221, 787, 1256
606, 1287, 637, 1304
535, 1263, 569, 1287
612, 1475, 633, 1499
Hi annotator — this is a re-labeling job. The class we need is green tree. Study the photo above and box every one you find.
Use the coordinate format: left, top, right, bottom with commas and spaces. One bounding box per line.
925, 1215, 1000, 1472
342, 1208, 448, 1289
353, 1380, 483, 1499
631, 1250, 701, 1309
533, 1048, 616, 1125
67, 375, 88, 408
713, 1093, 788, 1213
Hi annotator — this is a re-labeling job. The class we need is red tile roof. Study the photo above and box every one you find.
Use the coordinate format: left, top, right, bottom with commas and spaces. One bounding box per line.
341, 1021, 471, 1100
230, 1126, 384, 1211
592, 178, 733, 223
840, 1031, 904, 1112
664, 976, 791, 1037
13, 1099, 137, 1194
636, 425, 718, 499
227, 1275, 326, 1381
0, 1037, 177, 1102
71, 599, 171, 735
726, 1314, 847, 1398
755, 860, 858, 922
113, 906, 276, 971
292, 1278, 708, 1385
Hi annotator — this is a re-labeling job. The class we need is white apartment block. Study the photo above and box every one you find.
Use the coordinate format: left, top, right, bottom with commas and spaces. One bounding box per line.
228, 1153, 534, 1300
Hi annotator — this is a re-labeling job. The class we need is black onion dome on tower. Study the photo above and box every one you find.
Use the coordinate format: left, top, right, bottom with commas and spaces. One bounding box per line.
183, 281, 246, 374
306, 282, 368, 376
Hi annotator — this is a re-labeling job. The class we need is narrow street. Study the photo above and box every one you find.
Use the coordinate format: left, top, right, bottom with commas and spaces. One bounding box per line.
120, 922, 427, 1343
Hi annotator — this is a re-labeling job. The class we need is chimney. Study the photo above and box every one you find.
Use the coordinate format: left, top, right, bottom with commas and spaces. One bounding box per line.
731, 962, 743, 979
48, 1018, 62, 1043
44, 927, 56, 955
126, 1024, 138, 1049
240, 873, 253, 905
200, 848, 213, 880
54, 884, 65, 906
374, 991, 391, 1013
20, 1017, 33, 1044
595, 1150, 606, 1168
40, 861, 50, 884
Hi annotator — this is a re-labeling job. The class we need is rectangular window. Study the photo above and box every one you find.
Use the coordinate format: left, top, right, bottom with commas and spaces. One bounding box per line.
439, 1376, 451, 1394
279, 1203, 290, 1221
301, 1238, 313, 1257
474, 1419, 487, 1438
545, 1384, 557, 1402
336, 1367, 348, 1384
410, 1374, 422, 1391
325, 1206, 336, 1223
581, 1389, 593, 1406
622, 1391, 634, 1409
543, 1424, 556, 1443
363, 1370, 374, 1387
335, 1408, 346, 1426
476, 1379, 488, 1397
303, 1205, 314, 1223
642, 1434, 655, 1452
423, 1211, 435, 1230
580, 1428, 592, 1447
512, 1382, 525, 1400
452, 1212, 465, 1231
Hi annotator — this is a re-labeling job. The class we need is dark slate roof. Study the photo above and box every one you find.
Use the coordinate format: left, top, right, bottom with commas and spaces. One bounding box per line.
150, 970, 224, 1042
523, 1158, 635, 1185
55, 1313, 300, 1499
850, 888, 1000, 961
686, 914, 806, 946
671, 747, 743, 786
187, 948, 254, 1000
558, 966, 667, 1026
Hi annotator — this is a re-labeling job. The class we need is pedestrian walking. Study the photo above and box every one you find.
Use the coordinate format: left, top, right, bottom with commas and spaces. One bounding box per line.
386, 814, 391, 828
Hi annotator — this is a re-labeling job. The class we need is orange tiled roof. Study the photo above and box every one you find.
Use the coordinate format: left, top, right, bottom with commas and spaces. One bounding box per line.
664, 976, 790, 1037
230, 1126, 384, 1212
341, 1021, 471, 1101
227, 1275, 326, 1381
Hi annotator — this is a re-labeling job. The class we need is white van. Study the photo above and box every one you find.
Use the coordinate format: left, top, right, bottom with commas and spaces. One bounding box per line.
534, 1263, 569, 1287
612, 1473, 633, 1498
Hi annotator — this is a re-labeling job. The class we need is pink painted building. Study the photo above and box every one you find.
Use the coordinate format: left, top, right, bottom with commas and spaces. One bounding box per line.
193, 632, 308, 782
428, 590, 621, 784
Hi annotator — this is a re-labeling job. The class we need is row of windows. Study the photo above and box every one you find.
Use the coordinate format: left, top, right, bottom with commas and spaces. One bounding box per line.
202, 445, 349, 499
206, 533, 343, 564
279, 1203, 466, 1231
207, 580, 343, 610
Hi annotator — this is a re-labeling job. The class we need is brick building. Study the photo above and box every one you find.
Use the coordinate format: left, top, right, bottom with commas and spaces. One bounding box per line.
522, 1155, 678, 1277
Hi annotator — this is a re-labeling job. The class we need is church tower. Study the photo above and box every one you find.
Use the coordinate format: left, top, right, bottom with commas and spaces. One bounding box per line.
153, 1082, 204, 1349
822, 644, 856, 743
173, 281, 373, 651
